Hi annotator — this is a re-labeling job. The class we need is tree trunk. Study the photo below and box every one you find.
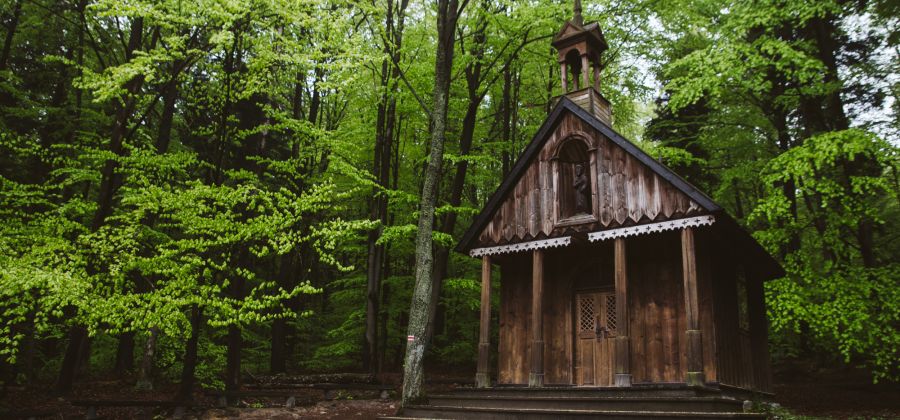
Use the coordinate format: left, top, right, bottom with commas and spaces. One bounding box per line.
401, 0, 461, 406
425, 10, 490, 346
175, 306, 202, 403
225, 274, 245, 394
135, 327, 159, 390
365, 0, 408, 373
56, 325, 88, 393
113, 331, 135, 376
0, 0, 22, 71
270, 253, 294, 373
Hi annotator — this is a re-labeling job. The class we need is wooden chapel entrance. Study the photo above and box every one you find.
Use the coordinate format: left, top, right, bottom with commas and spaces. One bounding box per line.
574, 290, 616, 386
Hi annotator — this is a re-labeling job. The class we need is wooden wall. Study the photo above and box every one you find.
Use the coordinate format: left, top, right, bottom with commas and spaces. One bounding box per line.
626, 232, 685, 383
498, 254, 532, 385
497, 245, 612, 385
478, 112, 704, 247
707, 228, 772, 392
495, 226, 772, 391
498, 234, 718, 387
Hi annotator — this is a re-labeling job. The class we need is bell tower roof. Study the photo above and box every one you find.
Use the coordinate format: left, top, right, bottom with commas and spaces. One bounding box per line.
550, 1, 611, 124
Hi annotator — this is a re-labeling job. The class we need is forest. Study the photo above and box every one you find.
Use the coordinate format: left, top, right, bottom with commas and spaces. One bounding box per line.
0, 0, 897, 412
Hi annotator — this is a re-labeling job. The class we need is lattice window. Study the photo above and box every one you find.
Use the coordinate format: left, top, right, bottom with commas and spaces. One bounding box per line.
579, 296, 595, 332
605, 295, 617, 334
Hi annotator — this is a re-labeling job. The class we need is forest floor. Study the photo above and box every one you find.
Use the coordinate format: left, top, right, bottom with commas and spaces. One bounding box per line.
2, 368, 898, 419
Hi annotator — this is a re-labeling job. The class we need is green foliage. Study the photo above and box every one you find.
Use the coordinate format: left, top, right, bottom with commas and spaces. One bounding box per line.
0, 0, 896, 392
752, 130, 900, 382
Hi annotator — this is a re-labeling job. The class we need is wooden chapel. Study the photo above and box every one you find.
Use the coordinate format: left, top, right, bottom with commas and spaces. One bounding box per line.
456, 4, 782, 395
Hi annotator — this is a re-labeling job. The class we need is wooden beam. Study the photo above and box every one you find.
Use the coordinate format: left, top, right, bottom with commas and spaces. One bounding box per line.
560, 61, 568, 92
614, 238, 632, 386
681, 227, 705, 386
476, 256, 492, 388
529, 249, 544, 387
581, 54, 590, 89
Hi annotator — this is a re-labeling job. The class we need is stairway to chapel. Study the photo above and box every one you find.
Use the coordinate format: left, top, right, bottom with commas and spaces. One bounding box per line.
380, 384, 767, 419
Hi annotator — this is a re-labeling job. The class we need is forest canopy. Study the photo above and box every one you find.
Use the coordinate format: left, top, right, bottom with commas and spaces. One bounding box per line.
0, 0, 897, 396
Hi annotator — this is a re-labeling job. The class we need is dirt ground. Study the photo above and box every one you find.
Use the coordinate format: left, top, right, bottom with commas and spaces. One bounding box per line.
771, 364, 900, 419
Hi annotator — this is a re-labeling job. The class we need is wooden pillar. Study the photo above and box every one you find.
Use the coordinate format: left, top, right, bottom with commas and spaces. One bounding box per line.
560, 62, 568, 92
476, 255, 492, 388
613, 238, 632, 386
581, 54, 590, 89
529, 249, 544, 387
593, 63, 600, 91
681, 227, 705, 386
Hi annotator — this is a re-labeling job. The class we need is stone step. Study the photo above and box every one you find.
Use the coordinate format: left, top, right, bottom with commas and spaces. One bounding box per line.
427, 395, 744, 413
446, 385, 721, 399
394, 405, 765, 420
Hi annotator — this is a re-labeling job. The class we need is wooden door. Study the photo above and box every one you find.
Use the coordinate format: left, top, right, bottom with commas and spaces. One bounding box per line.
574, 291, 617, 386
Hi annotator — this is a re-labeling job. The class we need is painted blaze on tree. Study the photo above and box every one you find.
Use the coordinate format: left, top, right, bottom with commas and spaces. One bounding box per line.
456, 9, 783, 393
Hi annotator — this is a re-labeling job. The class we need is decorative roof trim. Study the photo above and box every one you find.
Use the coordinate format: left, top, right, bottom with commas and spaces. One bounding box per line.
587, 215, 716, 242
470, 237, 572, 258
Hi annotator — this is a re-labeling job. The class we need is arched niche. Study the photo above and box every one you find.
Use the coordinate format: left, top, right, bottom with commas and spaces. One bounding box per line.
552, 134, 598, 226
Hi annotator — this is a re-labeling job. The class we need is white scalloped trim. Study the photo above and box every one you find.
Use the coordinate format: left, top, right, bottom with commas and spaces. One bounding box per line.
587, 215, 715, 242
468, 215, 715, 258
469, 236, 572, 257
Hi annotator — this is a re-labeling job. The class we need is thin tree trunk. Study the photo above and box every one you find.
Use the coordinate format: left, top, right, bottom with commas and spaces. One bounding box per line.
401, 0, 462, 406
0, 0, 22, 71
270, 254, 294, 373
365, 0, 407, 373
113, 332, 135, 376
135, 327, 159, 390
56, 325, 88, 393
175, 306, 202, 402
225, 270, 245, 394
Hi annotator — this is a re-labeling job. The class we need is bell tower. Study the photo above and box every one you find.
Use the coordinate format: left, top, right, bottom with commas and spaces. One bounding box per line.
551, 0, 612, 124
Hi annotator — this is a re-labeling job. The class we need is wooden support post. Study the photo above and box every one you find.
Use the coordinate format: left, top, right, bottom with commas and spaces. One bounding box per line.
613, 238, 632, 387
581, 54, 590, 89
560, 62, 568, 92
529, 249, 544, 387
593, 63, 600, 91
476, 255, 492, 388
681, 227, 705, 386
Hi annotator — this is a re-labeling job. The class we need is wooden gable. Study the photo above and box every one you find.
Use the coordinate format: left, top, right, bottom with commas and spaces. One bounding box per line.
459, 98, 721, 250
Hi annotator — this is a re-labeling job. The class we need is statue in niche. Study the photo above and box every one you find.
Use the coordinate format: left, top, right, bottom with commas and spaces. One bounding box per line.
573, 163, 590, 214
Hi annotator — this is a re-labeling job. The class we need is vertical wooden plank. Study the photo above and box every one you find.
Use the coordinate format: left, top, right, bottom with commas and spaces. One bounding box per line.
543, 252, 572, 385
613, 146, 628, 225
581, 54, 590, 88
682, 228, 705, 386
516, 178, 526, 239
647, 174, 661, 221
747, 268, 772, 392
551, 159, 560, 228
590, 147, 600, 220
476, 256, 492, 388
662, 183, 677, 219
540, 160, 552, 235
614, 238, 632, 386
696, 231, 718, 383
599, 139, 613, 226
529, 249, 545, 387
626, 155, 641, 223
